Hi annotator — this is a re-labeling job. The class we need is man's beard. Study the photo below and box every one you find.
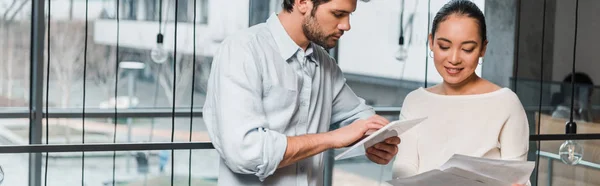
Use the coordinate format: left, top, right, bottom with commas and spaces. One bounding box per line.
302, 15, 338, 49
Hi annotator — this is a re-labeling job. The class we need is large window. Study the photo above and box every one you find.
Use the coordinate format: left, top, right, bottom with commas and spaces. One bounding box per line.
0, 0, 31, 109
3, 0, 600, 186
0, 0, 243, 185
45, 0, 214, 110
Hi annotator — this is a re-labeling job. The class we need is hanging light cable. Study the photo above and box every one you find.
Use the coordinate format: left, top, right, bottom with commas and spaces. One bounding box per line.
395, 0, 408, 61
111, 0, 121, 185
558, 0, 583, 166
534, 0, 547, 176
188, 1, 198, 186
81, 0, 89, 184
170, 1, 179, 185
44, 0, 52, 185
151, 0, 168, 63
424, 0, 431, 87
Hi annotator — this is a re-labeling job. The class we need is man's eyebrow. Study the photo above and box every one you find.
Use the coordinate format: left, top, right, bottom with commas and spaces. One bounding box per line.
332, 9, 352, 14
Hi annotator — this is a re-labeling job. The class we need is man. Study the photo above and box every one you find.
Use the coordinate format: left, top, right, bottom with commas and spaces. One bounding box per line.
551, 72, 595, 122
203, 0, 400, 185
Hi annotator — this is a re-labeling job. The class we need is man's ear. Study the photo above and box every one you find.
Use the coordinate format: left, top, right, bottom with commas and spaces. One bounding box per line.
296, 0, 313, 15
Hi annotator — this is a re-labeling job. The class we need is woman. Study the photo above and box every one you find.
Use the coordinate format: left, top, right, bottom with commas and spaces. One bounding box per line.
392, 0, 529, 185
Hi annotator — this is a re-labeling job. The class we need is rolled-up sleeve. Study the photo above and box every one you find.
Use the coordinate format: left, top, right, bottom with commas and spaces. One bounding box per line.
329, 62, 375, 126
203, 38, 287, 181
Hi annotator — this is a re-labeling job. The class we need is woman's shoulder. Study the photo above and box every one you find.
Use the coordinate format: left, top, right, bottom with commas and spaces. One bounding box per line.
491, 87, 521, 103
403, 87, 431, 102
482, 85, 525, 112
477, 84, 522, 106
400, 88, 429, 117
472, 79, 519, 102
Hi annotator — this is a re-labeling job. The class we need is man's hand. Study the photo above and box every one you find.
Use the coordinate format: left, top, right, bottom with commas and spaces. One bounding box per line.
280, 115, 390, 169
512, 184, 526, 186
328, 115, 390, 149
366, 136, 401, 164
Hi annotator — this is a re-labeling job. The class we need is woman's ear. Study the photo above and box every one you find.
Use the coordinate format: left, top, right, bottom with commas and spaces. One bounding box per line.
480, 40, 488, 58
428, 34, 434, 50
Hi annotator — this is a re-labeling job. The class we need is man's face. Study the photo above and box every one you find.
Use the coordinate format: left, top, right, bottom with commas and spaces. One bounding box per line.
302, 0, 356, 49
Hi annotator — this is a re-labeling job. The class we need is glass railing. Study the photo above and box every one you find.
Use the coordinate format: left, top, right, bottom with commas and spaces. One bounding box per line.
0, 108, 599, 186
0, 149, 219, 186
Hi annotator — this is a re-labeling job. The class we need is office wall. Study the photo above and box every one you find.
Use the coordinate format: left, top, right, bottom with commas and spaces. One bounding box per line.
552, 0, 600, 85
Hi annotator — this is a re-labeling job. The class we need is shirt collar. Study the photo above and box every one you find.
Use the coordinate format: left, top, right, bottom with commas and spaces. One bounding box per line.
267, 13, 319, 66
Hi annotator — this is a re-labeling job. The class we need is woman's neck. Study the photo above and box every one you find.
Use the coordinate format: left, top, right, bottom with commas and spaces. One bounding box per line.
440, 74, 483, 95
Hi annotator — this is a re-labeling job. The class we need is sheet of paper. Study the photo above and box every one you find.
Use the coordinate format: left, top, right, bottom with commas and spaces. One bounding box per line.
387, 155, 535, 186
443, 167, 509, 186
334, 146, 366, 160
334, 117, 426, 161
386, 169, 496, 186
440, 154, 535, 184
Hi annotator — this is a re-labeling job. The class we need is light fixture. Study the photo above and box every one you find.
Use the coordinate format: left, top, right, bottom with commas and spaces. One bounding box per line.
558, 0, 583, 166
394, 40, 407, 61
559, 139, 583, 165
0, 165, 3, 184
151, 33, 168, 63
395, 0, 407, 62
559, 115, 582, 166
151, 0, 168, 63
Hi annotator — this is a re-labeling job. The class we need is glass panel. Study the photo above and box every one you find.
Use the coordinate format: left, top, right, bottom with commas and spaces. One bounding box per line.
517, 78, 600, 135
0, 0, 32, 108
0, 153, 28, 185
0, 118, 31, 185
536, 140, 600, 186
540, 0, 600, 132
332, 155, 392, 185
0, 118, 30, 145
42, 0, 249, 110
40, 117, 208, 145
512, 0, 600, 135
44, 0, 114, 109
40, 149, 218, 186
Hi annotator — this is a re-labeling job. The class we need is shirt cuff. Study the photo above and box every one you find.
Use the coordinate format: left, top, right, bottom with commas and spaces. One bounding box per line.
255, 129, 288, 181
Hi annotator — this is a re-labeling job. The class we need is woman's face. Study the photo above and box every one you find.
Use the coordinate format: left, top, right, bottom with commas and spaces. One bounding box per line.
429, 14, 487, 86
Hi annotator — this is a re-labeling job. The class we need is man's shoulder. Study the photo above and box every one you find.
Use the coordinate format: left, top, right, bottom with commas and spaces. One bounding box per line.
221, 23, 271, 46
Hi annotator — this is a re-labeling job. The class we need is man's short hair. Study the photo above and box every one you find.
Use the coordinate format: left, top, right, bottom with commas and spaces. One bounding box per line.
282, 0, 332, 13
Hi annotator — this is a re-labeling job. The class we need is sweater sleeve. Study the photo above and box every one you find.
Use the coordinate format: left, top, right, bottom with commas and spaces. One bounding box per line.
391, 95, 420, 178
499, 93, 529, 161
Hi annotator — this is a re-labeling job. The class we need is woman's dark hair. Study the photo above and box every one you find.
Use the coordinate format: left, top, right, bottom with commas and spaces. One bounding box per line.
431, 0, 487, 42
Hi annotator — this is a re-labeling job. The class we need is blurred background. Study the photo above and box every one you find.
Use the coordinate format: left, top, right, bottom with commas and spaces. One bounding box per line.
0, 0, 599, 185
